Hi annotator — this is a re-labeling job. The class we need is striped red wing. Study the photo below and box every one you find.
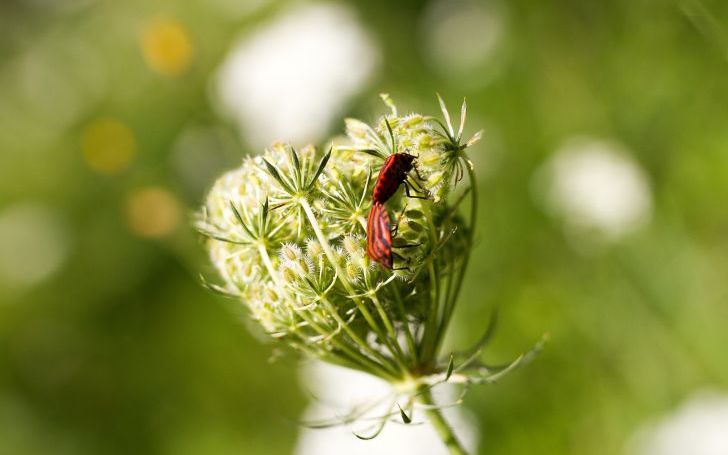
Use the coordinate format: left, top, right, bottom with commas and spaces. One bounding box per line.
372, 153, 416, 204
366, 202, 393, 268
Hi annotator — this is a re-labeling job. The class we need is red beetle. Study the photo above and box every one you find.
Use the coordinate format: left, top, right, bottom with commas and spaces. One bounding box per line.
372, 153, 429, 204
366, 120, 427, 268
366, 202, 392, 268
372, 153, 416, 204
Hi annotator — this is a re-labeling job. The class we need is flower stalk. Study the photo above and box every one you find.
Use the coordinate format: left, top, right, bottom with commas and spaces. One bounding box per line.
418, 386, 469, 455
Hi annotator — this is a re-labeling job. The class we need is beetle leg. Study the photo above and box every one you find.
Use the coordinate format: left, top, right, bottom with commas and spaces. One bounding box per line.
390, 203, 408, 237
404, 182, 430, 200
394, 242, 422, 249
413, 164, 426, 181
391, 252, 413, 272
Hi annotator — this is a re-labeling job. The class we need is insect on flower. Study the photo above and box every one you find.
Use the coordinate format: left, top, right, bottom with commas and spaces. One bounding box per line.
366, 202, 419, 269
366, 202, 393, 268
370, 119, 429, 205
372, 152, 422, 203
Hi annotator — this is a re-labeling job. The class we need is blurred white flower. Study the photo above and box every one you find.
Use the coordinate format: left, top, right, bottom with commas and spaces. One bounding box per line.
9, 37, 107, 136
0, 203, 70, 290
535, 137, 652, 243
213, 3, 379, 148
629, 390, 728, 455
295, 362, 479, 455
420, 0, 506, 87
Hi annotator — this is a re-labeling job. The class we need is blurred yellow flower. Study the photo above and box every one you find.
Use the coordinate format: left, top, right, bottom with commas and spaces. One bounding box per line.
126, 187, 182, 238
82, 118, 136, 174
140, 17, 193, 76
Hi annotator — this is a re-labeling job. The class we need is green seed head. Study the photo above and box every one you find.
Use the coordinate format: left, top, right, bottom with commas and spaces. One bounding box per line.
198, 95, 483, 379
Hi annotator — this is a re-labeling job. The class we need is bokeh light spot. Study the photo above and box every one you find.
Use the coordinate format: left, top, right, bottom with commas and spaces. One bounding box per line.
295, 362, 479, 455
629, 390, 728, 455
534, 137, 652, 247
81, 118, 136, 174
420, 0, 505, 87
140, 17, 194, 77
0, 203, 69, 290
125, 187, 182, 238
214, 3, 378, 148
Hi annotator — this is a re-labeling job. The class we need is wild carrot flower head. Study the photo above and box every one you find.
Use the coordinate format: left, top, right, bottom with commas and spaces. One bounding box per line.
197, 96, 540, 437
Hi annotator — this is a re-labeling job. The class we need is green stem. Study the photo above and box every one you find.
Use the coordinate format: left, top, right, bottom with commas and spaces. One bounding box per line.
363, 270, 407, 362
299, 198, 407, 374
389, 285, 418, 361
418, 386, 469, 455
319, 295, 400, 378
257, 242, 395, 379
419, 259, 441, 364
432, 156, 479, 355
417, 188, 444, 365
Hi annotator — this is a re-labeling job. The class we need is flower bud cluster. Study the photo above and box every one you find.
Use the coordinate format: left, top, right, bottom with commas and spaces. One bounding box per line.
198, 95, 481, 380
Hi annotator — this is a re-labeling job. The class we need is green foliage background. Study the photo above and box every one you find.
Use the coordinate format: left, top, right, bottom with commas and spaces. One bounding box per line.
1, 0, 727, 453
